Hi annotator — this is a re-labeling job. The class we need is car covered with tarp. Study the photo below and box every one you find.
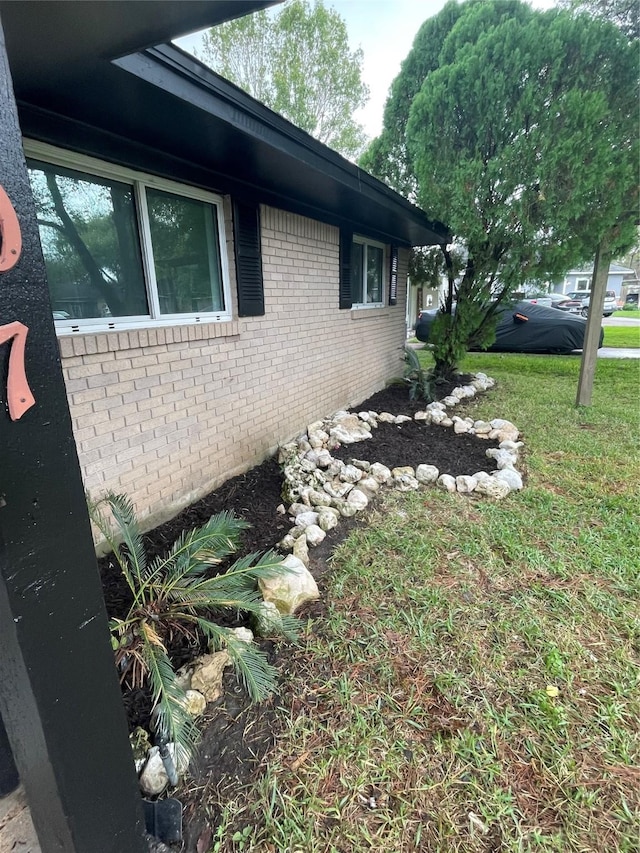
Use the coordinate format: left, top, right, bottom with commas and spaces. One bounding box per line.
415, 301, 603, 354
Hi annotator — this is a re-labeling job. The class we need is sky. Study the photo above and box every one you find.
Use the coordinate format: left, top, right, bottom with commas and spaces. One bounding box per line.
175, 0, 557, 141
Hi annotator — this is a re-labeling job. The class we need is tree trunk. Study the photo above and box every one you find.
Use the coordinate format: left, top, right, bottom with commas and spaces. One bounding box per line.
576, 238, 612, 407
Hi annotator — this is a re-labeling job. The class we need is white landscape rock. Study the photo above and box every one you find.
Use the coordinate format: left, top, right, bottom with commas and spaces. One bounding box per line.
357, 477, 380, 495
294, 511, 320, 529
456, 475, 477, 494
230, 627, 254, 644
369, 463, 392, 484
253, 601, 284, 637
340, 464, 363, 484
305, 524, 326, 547
347, 489, 369, 510
139, 744, 189, 796
259, 554, 319, 615
182, 690, 207, 718
493, 468, 524, 491
416, 464, 439, 484
191, 652, 232, 703
437, 474, 457, 493
293, 534, 310, 564
317, 510, 339, 532
474, 477, 511, 499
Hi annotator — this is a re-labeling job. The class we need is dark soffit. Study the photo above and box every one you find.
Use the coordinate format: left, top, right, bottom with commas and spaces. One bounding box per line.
0, 0, 448, 247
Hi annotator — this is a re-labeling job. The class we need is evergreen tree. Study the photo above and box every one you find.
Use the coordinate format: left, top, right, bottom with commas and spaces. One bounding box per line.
363, 1, 638, 378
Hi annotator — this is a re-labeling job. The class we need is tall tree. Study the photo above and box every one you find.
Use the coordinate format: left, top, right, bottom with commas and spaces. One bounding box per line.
364, 0, 638, 378
199, 0, 369, 158
559, 0, 639, 41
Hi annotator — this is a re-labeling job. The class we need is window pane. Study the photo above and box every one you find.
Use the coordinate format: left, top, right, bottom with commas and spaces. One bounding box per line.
351, 242, 364, 303
27, 161, 148, 320
146, 189, 224, 315
366, 245, 383, 303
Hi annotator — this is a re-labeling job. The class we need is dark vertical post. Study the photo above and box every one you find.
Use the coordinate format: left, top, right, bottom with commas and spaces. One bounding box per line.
0, 19, 146, 853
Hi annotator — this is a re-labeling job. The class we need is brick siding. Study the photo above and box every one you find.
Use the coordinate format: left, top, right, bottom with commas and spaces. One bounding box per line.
59, 203, 409, 530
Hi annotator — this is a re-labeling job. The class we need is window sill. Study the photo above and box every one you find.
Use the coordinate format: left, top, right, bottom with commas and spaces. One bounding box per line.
57, 319, 240, 357
350, 306, 389, 320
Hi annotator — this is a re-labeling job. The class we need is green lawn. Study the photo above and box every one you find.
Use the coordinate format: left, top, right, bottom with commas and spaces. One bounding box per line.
617, 309, 640, 319
212, 354, 640, 853
603, 325, 640, 348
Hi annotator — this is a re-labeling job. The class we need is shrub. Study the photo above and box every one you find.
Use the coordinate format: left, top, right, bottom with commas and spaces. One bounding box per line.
404, 346, 434, 402
90, 493, 296, 762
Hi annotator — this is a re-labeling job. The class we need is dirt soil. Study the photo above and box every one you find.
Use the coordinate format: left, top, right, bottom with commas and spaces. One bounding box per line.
98, 379, 499, 851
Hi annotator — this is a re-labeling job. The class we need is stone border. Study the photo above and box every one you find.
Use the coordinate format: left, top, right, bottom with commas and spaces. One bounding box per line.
276, 373, 524, 560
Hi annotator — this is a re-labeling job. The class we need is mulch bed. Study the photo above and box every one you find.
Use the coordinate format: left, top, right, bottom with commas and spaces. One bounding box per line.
98, 378, 500, 851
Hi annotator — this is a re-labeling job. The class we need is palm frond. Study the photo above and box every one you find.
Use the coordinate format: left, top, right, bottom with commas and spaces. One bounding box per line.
88, 495, 136, 592
223, 631, 280, 703
140, 621, 199, 763
145, 511, 250, 592
91, 493, 148, 602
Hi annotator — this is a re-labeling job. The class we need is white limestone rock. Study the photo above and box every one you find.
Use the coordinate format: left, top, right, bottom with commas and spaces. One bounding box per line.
473, 421, 492, 434
182, 690, 207, 718
437, 474, 457, 493
414, 410, 432, 422
191, 652, 232, 703
394, 415, 413, 424
351, 458, 371, 471
139, 744, 189, 796
486, 448, 518, 469
442, 396, 459, 407
392, 466, 415, 479
456, 475, 477, 494
230, 627, 254, 644
394, 474, 420, 491
340, 464, 363, 484
426, 401, 446, 412
317, 510, 339, 532
294, 511, 320, 529
430, 409, 447, 425
339, 502, 359, 518
475, 477, 511, 499
308, 489, 332, 506
453, 419, 472, 434
315, 449, 333, 468
293, 534, 310, 565
441, 418, 454, 427
259, 555, 319, 615
369, 463, 392, 484
493, 468, 523, 491
347, 489, 369, 510
416, 464, 439, 484
357, 477, 380, 495
253, 601, 284, 636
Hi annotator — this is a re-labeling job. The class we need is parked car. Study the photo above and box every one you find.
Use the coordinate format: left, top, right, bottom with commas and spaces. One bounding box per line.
565, 290, 616, 317
547, 293, 579, 311
523, 294, 553, 308
415, 301, 603, 354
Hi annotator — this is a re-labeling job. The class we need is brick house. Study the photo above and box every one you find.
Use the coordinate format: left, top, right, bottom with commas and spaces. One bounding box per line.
3, 1, 446, 530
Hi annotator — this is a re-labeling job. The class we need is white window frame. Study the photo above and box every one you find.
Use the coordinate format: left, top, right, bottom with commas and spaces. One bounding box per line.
575, 277, 591, 291
23, 139, 233, 334
352, 235, 386, 308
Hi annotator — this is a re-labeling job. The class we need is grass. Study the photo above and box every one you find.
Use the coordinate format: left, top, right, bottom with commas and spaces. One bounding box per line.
603, 325, 640, 348
618, 309, 640, 319
210, 353, 640, 852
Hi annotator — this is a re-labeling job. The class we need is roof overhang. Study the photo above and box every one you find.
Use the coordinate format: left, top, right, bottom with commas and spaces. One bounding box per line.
0, 0, 447, 247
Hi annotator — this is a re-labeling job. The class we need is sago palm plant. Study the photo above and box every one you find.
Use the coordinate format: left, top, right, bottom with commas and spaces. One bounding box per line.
90, 492, 296, 763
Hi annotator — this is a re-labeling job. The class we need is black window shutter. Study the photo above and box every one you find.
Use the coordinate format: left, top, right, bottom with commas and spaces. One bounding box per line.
389, 245, 399, 306
339, 228, 353, 309
233, 200, 264, 317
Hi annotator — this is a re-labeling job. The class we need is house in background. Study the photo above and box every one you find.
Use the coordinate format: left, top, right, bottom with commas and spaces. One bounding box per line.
558, 263, 635, 299
2, 0, 446, 531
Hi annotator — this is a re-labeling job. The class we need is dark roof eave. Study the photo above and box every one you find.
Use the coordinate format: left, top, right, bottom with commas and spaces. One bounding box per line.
114, 44, 449, 246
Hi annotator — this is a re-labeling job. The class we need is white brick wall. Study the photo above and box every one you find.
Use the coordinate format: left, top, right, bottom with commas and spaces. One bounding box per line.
59, 203, 409, 530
